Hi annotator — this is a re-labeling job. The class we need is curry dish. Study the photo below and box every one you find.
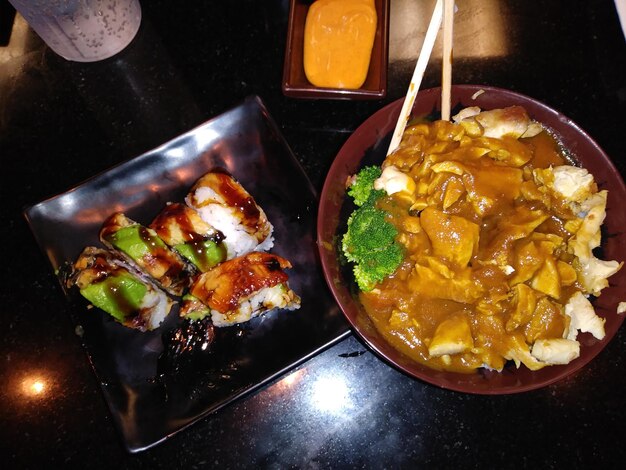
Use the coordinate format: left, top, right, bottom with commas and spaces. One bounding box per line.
356, 106, 622, 373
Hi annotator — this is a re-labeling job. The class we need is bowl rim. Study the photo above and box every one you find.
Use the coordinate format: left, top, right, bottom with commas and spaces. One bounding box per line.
317, 84, 626, 394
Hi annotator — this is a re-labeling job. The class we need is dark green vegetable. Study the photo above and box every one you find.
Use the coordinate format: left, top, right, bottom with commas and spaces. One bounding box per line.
174, 239, 227, 272
179, 293, 211, 321
80, 272, 147, 322
106, 225, 167, 260
347, 165, 384, 207
342, 167, 403, 292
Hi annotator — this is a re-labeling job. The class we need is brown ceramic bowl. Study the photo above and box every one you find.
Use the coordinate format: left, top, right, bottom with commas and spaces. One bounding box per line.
318, 84, 626, 394
282, 0, 389, 100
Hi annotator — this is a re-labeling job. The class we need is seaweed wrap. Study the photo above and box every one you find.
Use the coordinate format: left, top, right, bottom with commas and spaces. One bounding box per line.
180, 252, 301, 327
149, 203, 227, 272
66, 247, 174, 331
99, 212, 190, 296
185, 171, 274, 258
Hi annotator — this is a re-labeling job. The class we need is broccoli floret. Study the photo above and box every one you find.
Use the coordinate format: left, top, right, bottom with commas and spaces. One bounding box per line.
347, 166, 384, 206
343, 165, 403, 291
352, 243, 404, 291
341, 196, 403, 292
342, 204, 396, 261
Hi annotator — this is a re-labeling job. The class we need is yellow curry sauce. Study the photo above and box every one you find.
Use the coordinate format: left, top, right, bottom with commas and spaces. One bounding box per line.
359, 114, 594, 373
303, 0, 377, 89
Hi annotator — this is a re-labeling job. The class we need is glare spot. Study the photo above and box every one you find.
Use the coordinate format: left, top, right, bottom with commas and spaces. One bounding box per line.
282, 369, 302, 387
310, 375, 351, 413
273, 369, 304, 395
22, 376, 48, 398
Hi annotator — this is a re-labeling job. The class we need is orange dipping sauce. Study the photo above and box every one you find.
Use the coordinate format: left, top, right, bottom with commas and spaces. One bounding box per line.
303, 0, 377, 89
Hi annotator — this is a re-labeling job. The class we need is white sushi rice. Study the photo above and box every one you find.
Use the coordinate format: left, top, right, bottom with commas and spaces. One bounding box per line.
186, 187, 274, 259
140, 288, 173, 330
191, 185, 221, 204
193, 203, 274, 258
255, 231, 275, 252
210, 284, 300, 327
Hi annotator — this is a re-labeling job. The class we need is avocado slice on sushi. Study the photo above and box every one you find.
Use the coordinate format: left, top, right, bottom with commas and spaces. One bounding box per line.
174, 241, 226, 272
80, 272, 147, 322
178, 293, 211, 321
150, 203, 227, 272
100, 212, 190, 296
67, 247, 174, 331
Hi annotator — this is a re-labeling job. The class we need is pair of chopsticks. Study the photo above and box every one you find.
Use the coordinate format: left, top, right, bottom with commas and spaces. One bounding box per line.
387, 0, 455, 156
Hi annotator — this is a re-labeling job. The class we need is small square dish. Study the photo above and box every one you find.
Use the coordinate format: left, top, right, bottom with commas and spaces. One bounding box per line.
24, 96, 349, 452
282, 0, 389, 100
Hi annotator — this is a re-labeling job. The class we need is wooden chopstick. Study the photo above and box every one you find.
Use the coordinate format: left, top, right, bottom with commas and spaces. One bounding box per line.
386, 0, 444, 156
441, 0, 455, 121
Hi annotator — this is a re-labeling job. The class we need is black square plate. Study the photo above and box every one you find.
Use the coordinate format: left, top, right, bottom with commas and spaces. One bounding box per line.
24, 96, 349, 452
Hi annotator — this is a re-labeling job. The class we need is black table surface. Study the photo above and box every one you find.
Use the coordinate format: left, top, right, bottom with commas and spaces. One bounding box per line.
2, 0, 626, 467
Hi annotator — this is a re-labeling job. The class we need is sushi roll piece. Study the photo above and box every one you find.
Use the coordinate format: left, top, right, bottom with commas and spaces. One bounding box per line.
99, 212, 190, 296
180, 252, 301, 327
66, 247, 174, 331
150, 203, 228, 273
178, 293, 211, 322
185, 171, 274, 259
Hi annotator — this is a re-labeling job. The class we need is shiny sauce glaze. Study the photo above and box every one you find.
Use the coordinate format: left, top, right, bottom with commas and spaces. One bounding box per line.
151, 203, 211, 242
100, 213, 186, 289
190, 252, 290, 313
150, 203, 225, 271
359, 120, 586, 373
215, 174, 263, 230
135, 225, 186, 282
73, 248, 146, 323
190, 172, 269, 239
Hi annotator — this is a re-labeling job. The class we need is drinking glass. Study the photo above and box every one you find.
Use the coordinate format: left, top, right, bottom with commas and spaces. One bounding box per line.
8, 0, 142, 62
